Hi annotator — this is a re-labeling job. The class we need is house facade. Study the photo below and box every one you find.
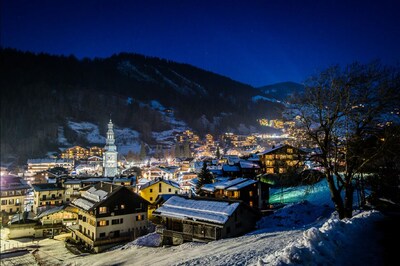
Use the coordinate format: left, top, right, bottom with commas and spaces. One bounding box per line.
200, 177, 269, 210
0, 175, 30, 224
258, 144, 306, 174
31, 183, 65, 214
139, 178, 180, 204
70, 182, 149, 252
154, 196, 260, 245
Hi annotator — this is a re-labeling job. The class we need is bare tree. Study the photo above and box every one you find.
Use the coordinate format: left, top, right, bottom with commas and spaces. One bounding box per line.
288, 62, 399, 219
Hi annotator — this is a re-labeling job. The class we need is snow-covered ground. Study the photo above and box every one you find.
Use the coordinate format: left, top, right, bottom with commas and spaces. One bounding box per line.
62, 198, 385, 266
3, 178, 387, 265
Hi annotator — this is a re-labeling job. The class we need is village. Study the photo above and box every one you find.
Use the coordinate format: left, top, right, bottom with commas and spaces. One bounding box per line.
0, 118, 314, 256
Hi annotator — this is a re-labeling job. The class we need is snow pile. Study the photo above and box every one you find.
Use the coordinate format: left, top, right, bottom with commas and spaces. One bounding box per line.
257, 210, 383, 265
256, 201, 332, 232
121, 232, 162, 249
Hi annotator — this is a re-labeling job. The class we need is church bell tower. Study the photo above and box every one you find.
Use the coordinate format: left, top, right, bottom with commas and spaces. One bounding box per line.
103, 119, 118, 177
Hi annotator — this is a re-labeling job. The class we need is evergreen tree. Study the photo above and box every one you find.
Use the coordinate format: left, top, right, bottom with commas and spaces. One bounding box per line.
216, 146, 221, 159
196, 161, 213, 191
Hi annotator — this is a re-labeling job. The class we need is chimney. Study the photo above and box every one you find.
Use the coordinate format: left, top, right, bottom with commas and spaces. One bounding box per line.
110, 185, 113, 192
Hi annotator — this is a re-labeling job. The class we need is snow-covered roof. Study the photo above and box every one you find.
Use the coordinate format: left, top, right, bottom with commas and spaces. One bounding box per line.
257, 145, 285, 155
239, 160, 260, 169
214, 178, 247, 190
36, 205, 66, 219
73, 197, 96, 211
222, 165, 240, 172
154, 196, 239, 224
27, 158, 73, 164
71, 182, 121, 211
82, 186, 108, 202
226, 179, 257, 191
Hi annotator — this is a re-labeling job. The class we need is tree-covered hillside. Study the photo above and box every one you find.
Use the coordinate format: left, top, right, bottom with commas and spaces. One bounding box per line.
1, 48, 284, 162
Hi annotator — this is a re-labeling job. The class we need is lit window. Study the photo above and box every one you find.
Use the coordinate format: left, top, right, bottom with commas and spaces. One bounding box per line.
121, 204, 125, 209
99, 220, 107, 226
249, 191, 253, 197
99, 207, 107, 214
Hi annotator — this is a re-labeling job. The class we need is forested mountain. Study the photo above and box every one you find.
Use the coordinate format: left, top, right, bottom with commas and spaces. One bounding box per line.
1, 48, 284, 162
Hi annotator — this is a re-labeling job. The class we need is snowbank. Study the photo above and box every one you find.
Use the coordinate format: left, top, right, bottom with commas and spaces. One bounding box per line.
257, 210, 383, 265
121, 232, 162, 249
255, 201, 332, 232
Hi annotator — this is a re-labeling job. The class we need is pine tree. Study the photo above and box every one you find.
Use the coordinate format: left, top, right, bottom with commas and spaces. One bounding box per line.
216, 146, 221, 159
196, 161, 213, 191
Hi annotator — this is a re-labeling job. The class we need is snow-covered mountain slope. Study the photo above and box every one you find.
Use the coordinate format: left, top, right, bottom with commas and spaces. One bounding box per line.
60, 101, 189, 153
148, 100, 190, 146
62, 120, 141, 155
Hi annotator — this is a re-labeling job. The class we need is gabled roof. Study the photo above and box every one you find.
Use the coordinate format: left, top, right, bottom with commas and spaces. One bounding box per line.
153, 196, 239, 225
202, 177, 257, 192
257, 144, 307, 156
9, 211, 36, 224
225, 179, 257, 191
71, 182, 122, 211
0, 175, 30, 191
239, 160, 260, 169
139, 178, 180, 190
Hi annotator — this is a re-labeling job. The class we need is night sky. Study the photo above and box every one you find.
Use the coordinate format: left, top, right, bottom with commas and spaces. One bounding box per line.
2, 0, 400, 86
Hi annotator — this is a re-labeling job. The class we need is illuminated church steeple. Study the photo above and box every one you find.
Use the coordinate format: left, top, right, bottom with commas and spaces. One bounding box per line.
103, 119, 118, 177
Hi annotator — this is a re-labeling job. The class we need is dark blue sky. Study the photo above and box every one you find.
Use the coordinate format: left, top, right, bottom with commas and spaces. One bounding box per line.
2, 0, 400, 86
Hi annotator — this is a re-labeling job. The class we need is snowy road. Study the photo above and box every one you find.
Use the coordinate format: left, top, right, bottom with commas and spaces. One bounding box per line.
63, 229, 303, 266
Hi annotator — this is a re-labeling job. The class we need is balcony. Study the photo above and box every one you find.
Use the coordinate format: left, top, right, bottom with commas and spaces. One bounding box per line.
71, 227, 132, 247
156, 227, 193, 242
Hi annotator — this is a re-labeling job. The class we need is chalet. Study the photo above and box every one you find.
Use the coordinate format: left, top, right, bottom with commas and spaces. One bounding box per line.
61, 146, 89, 160
154, 196, 260, 245
200, 178, 269, 210
258, 144, 307, 174
70, 182, 149, 252
139, 178, 180, 204
0, 175, 30, 224
31, 183, 65, 214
